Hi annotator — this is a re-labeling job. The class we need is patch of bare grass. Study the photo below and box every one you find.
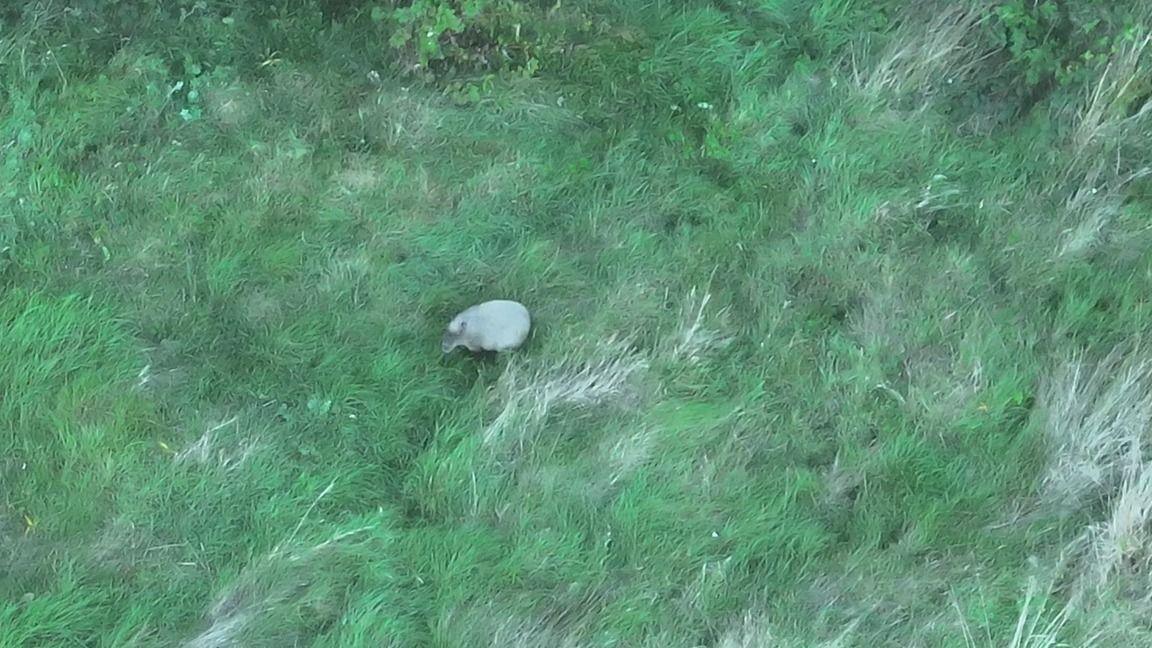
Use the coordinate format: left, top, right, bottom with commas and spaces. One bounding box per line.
86, 515, 190, 580
596, 426, 654, 491
902, 330, 991, 428
1079, 460, 1152, 592
315, 248, 373, 301
330, 154, 384, 195
468, 153, 538, 201
202, 81, 260, 129
1055, 160, 1151, 261
1014, 344, 1152, 642
245, 132, 317, 204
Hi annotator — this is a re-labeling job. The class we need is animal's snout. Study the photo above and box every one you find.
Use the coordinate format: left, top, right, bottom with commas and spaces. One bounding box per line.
441, 334, 458, 353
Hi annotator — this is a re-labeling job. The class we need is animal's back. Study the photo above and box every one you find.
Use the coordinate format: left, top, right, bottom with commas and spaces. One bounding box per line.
467, 300, 531, 351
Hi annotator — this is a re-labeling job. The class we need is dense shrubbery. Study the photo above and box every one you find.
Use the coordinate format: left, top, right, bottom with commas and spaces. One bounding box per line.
369, 0, 604, 85
985, 0, 1146, 115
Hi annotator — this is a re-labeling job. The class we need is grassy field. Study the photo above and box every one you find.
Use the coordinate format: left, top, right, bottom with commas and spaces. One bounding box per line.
3, 0, 1152, 645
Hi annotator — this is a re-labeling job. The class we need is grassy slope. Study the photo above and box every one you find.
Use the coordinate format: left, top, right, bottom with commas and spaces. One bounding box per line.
2, 0, 1152, 645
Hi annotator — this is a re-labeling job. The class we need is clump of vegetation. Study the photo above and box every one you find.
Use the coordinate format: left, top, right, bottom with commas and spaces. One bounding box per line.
369, 0, 601, 83
985, 1, 1146, 116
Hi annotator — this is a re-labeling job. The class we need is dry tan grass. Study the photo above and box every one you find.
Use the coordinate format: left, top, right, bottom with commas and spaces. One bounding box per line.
660, 286, 732, 365
330, 154, 385, 195
316, 248, 373, 298
1026, 343, 1152, 639
174, 416, 261, 473
482, 335, 649, 448
821, 449, 869, 511
478, 287, 733, 504
1037, 345, 1152, 516
438, 602, 594, 648
594, 426, 654, 490
853, 2, 993, 105
1070, 31, 1152, 160
847, 263, 902, 353
1056, 159, 1151, 260
245, 134, 317, 203
468, 153, 538, 200
1081, 459, 1152, 592
1052, 25, 1152, 262
183, 612, 252, 648
238, 289, 283, 325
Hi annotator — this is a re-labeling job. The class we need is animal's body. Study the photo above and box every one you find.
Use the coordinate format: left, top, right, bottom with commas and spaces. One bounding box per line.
441, 300, 532, 353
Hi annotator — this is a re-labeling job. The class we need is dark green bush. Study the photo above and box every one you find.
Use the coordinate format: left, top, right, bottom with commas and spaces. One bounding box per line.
984, 0, 1141, 116
369, 0, 599, 83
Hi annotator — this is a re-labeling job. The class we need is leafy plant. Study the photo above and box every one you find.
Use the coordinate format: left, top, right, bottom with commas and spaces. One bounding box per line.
988, 1, 1134, 108
369, 0, 595, 84
994, 0, 1068, 87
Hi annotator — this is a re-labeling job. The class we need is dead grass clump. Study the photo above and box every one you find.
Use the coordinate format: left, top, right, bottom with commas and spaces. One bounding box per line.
853, 3, 993, 106
659, 287, 732, 365
1079, 460, 1152, 592
83, 515, 196, 586
597, 427, 654, 490
1041, 467, 1152, 642
267, 68, 337, 138
821, 450, 869, 512
245, 134, 317, 203
174, 416, 262, 473
1070, 31, 1152, 161
469, 153, 538, 201
1022, 345, 1152, 640
184, 611, 253, 648
482, 335, 649, 448
902, 333, 990, 428
1055, 160, 1151, 260
331, 154, 385, 195
238, 289, 283, 326
846, 263, 904, 354
315, 248, 373, 301
1053, 27, 1152, 261
715, 609, 859, 648
1036, 344, 1152, 516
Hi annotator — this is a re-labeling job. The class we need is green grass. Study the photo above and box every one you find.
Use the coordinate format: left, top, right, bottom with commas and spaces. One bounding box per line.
3, 0, 1152, 645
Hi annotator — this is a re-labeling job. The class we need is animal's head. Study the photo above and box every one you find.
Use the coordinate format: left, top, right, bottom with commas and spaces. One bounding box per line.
441, 318, 466, 353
